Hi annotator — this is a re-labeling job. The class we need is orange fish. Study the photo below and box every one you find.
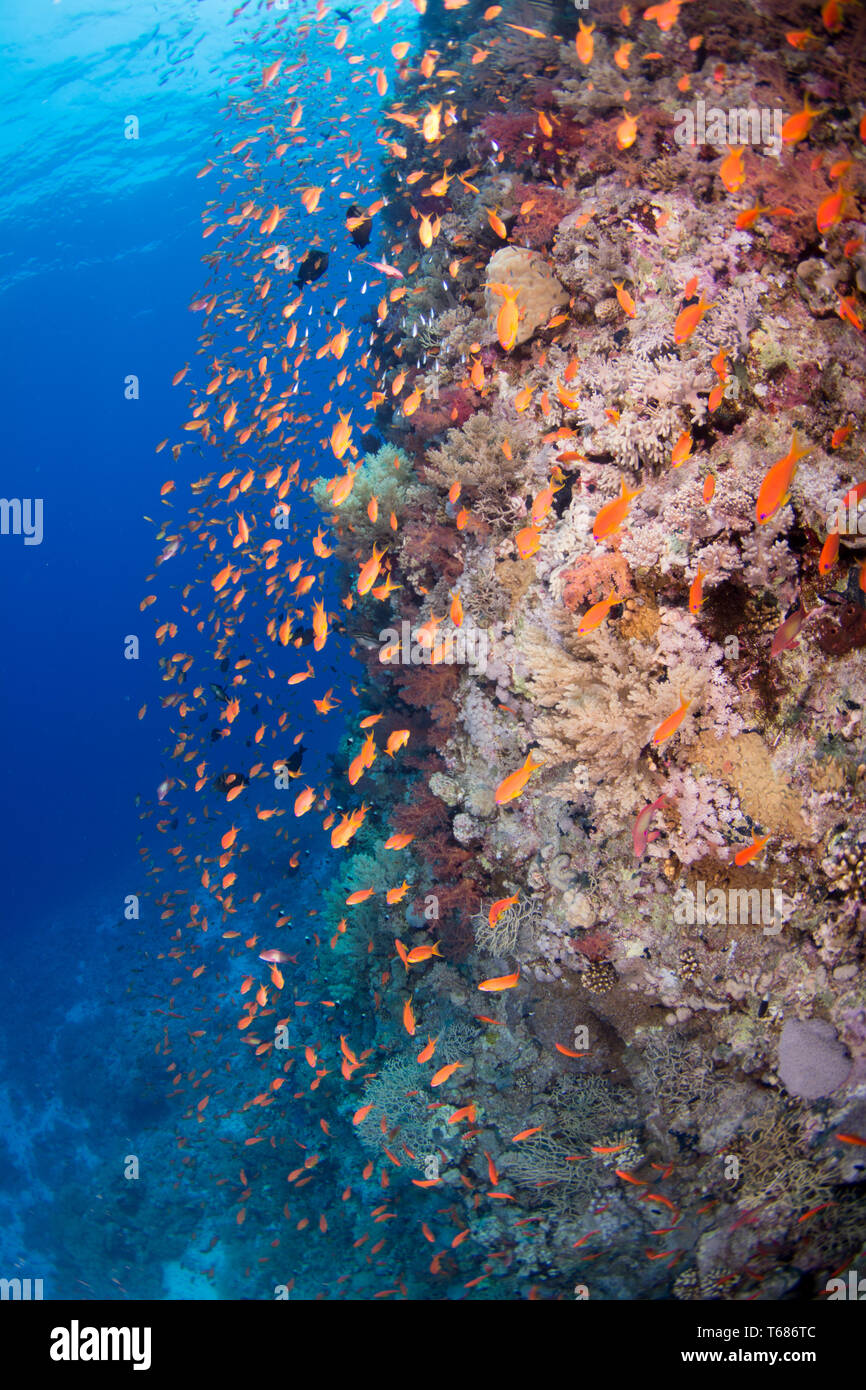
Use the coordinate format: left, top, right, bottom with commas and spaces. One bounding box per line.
671, 429, 693, 468
674, 291, 714, 344
644, 0, 682, 29
478, 971, 520, 992
817, 186, 854, 234
734, 833, 770, 866
577, 592, 619, 636
651, 694, 692, 746
688, 566, 707, 615
357, 543, 387, 596
384, 832, 414, 850
515, 525, 541, 559
616, 113, 638, 150
830, 424, 853, 448
406, 941, 442, 964
755, 432, 811, 524
593, 477, 643, 541
486, 208, 508, 240
781, 96, 826, 144
837, 291, 864, 332
489, 894, 518, 926
575, 19, 595, 63
430, 1061, 464, 1086
785, 28, 819, 48
488, 282, 521, 351
719, 146, 745, 193
612, 280, 636, 316
495, 752, 542, 805
818, 531, 839, 575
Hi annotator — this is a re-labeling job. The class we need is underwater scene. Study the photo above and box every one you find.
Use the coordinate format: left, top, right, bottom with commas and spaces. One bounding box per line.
2, 0, 866, 1322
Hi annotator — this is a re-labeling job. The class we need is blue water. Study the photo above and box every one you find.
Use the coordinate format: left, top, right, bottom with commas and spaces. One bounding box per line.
0, 0, 409, 1299
11, 0, 859, 1312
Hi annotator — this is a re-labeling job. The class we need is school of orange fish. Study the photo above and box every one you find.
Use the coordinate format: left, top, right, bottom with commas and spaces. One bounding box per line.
134, 0, 865, 1298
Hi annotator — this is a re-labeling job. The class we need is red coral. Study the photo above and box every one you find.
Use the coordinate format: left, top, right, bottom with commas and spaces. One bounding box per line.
409, 386, 478, 442
391, 664, 459, 745
397, 514, 464, 584
392, 787, 451, 839
512, 183, 578, 250
572, 931, 612, 962
763, 362, 821, 413
437, 889, 480, 963
561, 553, 634, 611
392, 794, 479, 959
480, 112, 536, 168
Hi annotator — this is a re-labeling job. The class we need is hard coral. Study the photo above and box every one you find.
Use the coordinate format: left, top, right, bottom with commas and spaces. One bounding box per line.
484, 247, 567, 348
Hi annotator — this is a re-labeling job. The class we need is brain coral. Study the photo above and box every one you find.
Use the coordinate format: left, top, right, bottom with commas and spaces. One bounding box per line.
484, 247, 566, 347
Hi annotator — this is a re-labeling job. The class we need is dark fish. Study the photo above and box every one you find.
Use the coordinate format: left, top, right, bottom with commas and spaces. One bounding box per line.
552, 473, 577, 517
294, 249, 329, 287
335, 6, 355, 20
210, 683, 230, 703
276, 745, 305, 777
346, 202, 372, 248
214, 771, 249, 794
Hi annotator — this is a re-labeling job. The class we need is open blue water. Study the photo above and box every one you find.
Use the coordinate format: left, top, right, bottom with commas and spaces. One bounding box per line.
0, 0, 404, 1300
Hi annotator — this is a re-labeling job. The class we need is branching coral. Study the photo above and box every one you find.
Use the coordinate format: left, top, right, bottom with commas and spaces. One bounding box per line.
729, 1100, 837, 1219
355, 1053, 455, 1173
513, 616, 729, 834
313, 444, 421, 545
422, 411, 539, 527
472, 896, 543, 955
